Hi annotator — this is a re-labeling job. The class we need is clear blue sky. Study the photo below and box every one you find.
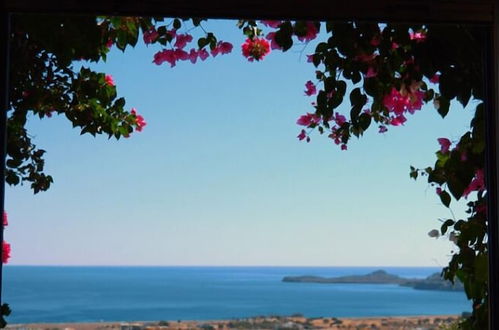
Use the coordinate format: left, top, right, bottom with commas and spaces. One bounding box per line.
5, 19, 476, 266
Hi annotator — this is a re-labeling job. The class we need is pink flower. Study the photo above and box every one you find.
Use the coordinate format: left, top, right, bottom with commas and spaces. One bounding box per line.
304, 81, 316, 96
265, 32, 282, 50
390, 115, 407, 126
297, 22, 318, 42
260, 20, 282, 28
410, 31, 426, 42
379, 125, 388, 133
218, 41, 233, 54
2, 241, 10, 264
297, 129, 307, 141
3, 212, 7, 227
437, 138, 451, 154
391, 42, 399, 49
241, 38, 271, 61
334, 113, 346, 126
383, 84, 424, 115
463, 169, 485, 198
211, 41, 233, 57
436, 187, 442, 195
341, 144, 347, 150
306, 54, 314, 63
197, 49, 209, 61
174, 33, 193, 49
106, 39, 113, 49
153, 49, 177, 67
188, 49, 198, 63
296, 113, 321, 126
131, 108, 147, 132
104, 74, 115, 87
430, 74, 440, 84
143, 29, 159, 44
174, 48, 189, 61
365, 67, 377, 78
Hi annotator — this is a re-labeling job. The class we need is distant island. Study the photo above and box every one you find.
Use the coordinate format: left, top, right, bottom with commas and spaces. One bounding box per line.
282, 270, 464, 292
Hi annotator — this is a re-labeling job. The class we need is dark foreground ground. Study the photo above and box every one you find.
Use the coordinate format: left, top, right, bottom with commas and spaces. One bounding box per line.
6, 315, 461, 329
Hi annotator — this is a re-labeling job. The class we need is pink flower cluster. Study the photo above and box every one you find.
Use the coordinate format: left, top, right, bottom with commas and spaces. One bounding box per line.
151, 29, 232, 67
296, 111, 348, 150
463, 169, 486, 198
383, 82, 425, 127
410, 31, 426, 42
296, 113, 321, 126
241, 38, 271, 61
143, 28, 159, 44
304, 81, 317, 96
438, 138, 451, 154
131, 108, 146, 132
105, 74, 115, 87
3, 212, 10, 264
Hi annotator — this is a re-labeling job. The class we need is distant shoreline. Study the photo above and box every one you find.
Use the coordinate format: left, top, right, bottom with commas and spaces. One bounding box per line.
6, 315, 462, 329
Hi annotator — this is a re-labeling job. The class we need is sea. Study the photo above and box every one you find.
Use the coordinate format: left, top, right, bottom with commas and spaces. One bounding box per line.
3, 266, 470, 324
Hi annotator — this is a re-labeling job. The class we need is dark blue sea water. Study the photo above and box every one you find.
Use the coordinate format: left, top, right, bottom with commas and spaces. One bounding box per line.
3, 266, 469, 323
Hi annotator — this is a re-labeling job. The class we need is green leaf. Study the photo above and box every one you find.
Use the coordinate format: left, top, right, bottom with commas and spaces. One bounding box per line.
436, 96, 450, 118
173, 18, 181, 30
441, 219, 455, 235
439, 190, 451, 207
358, 113, 371, 131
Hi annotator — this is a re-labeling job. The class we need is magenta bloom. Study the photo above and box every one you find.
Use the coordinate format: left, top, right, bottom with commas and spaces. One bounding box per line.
153, 49, 177, 67
436, 187, 442, 195
241, 38, 271, 61
131, 108, 147, 132
188, 49, 198, 64
260, 20, 282, 28
143, 29, 159, 44
297, 22, 318, 42
390, 115, 407, 126
297, 113, 321, 126
104, 74, 115, 87
410, 31, 426, 42
2, 212, 7, 227
437, 138, 451, 154
304, 81, 317, 96
174, 33, 193, 49
383, 86, 424, 115
297, 129, 307, 141
218, 41, 233, 54
211, 41, 232, 57
198, 49, 209, 61
379, 125, 388, 133
174, 48, 189, 61
365, 67, 377, 78
341, 144, 347, 150
334, 113, 346, 126
463, 169, 485, 198
430, 74, 440, 84
2, 241, 10, 264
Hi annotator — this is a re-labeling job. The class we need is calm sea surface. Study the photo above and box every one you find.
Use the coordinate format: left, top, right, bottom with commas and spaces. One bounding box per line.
3, 266, 469, 323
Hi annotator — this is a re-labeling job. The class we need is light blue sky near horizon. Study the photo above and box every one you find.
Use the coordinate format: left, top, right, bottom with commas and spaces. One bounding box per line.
4, 19, 476, 267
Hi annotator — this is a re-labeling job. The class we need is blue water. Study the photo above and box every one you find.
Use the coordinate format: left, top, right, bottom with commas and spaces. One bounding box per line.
3, 266, 469, 323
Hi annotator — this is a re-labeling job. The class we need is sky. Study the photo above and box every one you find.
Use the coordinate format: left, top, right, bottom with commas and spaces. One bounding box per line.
4, 19, 477, 267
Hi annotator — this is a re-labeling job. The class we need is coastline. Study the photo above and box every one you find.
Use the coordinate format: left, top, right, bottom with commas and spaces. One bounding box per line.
6, 315, 461, 329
